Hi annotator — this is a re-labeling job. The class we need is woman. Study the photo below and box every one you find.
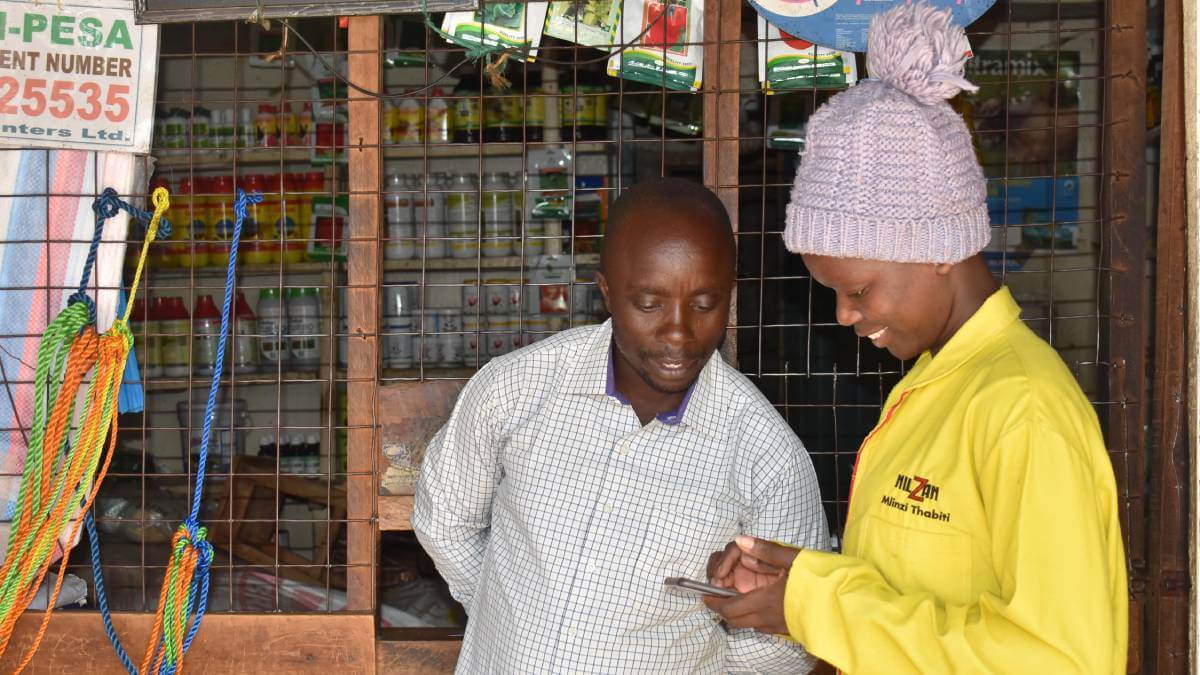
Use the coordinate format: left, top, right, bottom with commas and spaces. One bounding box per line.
703, 4, 1127, 673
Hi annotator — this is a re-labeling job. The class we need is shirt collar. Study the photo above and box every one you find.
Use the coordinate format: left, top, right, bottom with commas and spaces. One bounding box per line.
604, 345, 697, 426
560, 319, 719, 434
902, 286, 1023, 391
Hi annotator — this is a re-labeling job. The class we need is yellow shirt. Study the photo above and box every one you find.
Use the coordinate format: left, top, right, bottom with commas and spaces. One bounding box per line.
784, 287, 1127, 673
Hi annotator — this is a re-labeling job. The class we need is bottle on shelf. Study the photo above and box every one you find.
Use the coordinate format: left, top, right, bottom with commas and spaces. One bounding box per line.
451, 64, 482, 144
426, 89, 450, 144
279, 434, 296, 473
288, 433, 306, 473
258, 433, 277, 459
257, 287, 289, 370
299, 171, 323, 247
192, 107, 213, 149
240, 174, 275, 265
303, 434, 321, 474
159, 297, 191, 377
416, 173, 447, 260
256, 104, 279, 147
277, 173, 305, 263
446, 173, 480, 260
207, 175, 236, 268
233, 291, 259, 374
481, 172, 515, 258
384, 173, 415, 261
398, 95, 424, 145
561, 70, 610, 141
525, 70, 545, 143
192, 294, 221, 377
287, 287, 322, 372
130, 299, 160, 381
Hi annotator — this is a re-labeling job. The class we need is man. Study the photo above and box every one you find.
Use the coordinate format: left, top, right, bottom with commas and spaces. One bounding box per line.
414, 178, 829, 672
703, 5, 1127, 673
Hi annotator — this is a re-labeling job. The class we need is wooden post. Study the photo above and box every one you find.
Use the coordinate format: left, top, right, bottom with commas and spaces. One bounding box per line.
346, 14, 383, 613
702, 0, 741, 361
1147, 0, 1189, 670
1101, 0, 1148, 670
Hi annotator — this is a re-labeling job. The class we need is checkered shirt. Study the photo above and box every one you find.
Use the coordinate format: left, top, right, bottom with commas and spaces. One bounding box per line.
413, 321, 829, 673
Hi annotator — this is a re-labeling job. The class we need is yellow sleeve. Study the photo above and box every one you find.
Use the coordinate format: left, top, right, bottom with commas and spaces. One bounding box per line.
783, 423, 1126, 674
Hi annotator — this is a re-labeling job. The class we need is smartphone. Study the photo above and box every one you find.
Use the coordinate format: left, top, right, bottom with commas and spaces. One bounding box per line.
663, 576, 739, 598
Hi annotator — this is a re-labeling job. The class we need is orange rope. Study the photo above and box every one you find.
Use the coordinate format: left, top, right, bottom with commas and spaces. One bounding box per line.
0, 331, 129, 660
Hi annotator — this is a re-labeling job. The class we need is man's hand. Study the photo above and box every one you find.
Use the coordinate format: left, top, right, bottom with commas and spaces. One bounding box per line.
703, 536, 801, 636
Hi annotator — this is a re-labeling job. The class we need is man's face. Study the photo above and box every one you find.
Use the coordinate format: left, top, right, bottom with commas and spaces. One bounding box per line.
802, 254, 953, 361
598, 219, 734, 395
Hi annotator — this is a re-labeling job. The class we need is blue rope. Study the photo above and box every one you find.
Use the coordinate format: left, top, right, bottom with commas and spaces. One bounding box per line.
84, 510, 137, 674
87, 189, 255, 675
70, 188, 173, 326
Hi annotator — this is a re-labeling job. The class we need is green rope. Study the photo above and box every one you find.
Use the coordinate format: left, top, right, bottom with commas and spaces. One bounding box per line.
0, 302, 90, 617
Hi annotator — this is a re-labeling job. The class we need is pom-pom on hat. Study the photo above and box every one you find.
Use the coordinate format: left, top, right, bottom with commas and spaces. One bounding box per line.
782, 2, 991, 265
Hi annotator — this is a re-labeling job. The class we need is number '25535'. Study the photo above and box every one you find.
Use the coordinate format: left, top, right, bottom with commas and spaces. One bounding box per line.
0, 78, 129, 122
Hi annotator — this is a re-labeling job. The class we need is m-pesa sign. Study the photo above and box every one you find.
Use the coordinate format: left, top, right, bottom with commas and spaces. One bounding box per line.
0, 0, 158, 152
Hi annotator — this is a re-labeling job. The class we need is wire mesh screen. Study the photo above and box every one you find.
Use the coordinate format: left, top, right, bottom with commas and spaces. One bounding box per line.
738, 0, 1111, 540
53, 17, 361, 616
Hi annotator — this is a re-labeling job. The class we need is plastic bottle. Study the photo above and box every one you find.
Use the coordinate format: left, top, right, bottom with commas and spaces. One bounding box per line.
411, 173, 446, 259
159, 297, 191, 377
258, 433, 277, 459
256, 104, 279, 147
240, 174, 276, 265
289, 433, 306, 473
257, 288, 289, 369
398, 96, 424, 144
426, 89, 450, 144
481, 172, 514, 258
278, 173, 305, 263
192, 108, 213, 149
279, 104, 300, 147
238, 107, 255, 148
192, 295, 221, 377
287, 288, 322, 372
384, 315, 414, 369
524, 71, 545, 143
303, 433, 321, 474
446, 173, 480, 259
130, 299, 160, 380
167, 177, 193, 269
451, 67, 482, 144
233, 291, 259, 374
384, 173, 415, 260
207, 176, 236, 267
162, 109, 188, 154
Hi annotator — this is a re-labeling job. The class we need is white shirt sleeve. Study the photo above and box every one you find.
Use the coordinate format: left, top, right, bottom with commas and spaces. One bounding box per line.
724, 408, 830, 674
412, 363, 508, 611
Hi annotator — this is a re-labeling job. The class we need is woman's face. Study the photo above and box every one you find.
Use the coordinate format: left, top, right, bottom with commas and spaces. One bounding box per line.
802, 254, 956, 361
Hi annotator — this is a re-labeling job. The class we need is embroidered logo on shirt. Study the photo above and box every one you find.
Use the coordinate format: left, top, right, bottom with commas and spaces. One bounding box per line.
880, 474, 951, 523
894, 473, 939, 502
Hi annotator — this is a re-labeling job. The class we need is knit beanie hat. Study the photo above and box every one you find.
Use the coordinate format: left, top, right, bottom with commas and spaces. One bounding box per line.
782, 2, 990, 264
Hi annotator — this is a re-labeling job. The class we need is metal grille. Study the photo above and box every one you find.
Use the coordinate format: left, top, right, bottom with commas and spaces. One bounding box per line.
67, 17, 359, 615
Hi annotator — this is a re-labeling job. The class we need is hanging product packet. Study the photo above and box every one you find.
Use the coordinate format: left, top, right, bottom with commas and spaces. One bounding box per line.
607, 0, 703, 91
441, 2, 551, 60
544, 0, 623, 47
757, 17, 857, 93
